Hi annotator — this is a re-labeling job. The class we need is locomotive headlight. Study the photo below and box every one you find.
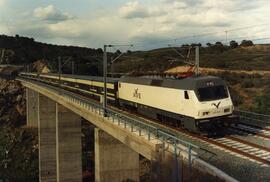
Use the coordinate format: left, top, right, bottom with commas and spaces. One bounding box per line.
224, 108, 230, 113
202, 111, 209, 116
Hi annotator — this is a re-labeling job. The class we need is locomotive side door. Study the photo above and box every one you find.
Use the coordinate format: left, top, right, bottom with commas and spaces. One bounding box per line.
180, 91, 184, 111
181, 90, 194, 116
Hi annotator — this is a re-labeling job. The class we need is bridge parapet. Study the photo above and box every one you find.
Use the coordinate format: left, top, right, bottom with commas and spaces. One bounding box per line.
59, 82, 199, 163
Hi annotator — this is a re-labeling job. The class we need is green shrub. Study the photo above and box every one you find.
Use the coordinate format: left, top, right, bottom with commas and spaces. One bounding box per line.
242, 80, 254, 88
229, 87, 244, 106
254, 93, 270, 115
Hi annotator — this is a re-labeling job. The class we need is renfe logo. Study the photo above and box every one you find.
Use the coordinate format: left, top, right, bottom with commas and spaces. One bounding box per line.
133, 88, 141, 99
212, 101, 221, 108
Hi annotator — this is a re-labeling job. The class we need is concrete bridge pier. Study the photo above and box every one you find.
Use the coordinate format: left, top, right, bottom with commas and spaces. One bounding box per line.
26, 88, 38, 127
38, 94, 57, 181
151, 147, 183, 182
56, 103, 82, 182
37, 93, 82, 182
95, 128, 140, 182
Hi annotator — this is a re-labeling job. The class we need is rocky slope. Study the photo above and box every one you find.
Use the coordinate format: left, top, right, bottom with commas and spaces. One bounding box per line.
0, 76, 96, 181
0, 78, 26, 126
0, 78, 38, 181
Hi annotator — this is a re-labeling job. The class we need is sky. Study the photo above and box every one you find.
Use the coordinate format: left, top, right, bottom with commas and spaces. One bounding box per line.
0, 0, 270, 50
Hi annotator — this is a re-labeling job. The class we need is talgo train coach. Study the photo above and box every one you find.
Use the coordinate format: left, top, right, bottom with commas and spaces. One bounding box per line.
19, 72, 238, 133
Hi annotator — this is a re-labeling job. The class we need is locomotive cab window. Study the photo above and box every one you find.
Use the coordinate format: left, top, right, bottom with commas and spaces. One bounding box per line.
197, 85, 228, 101
184, 91, 189, 99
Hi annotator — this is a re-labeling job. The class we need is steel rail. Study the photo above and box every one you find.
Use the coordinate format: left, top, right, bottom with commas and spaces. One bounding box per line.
207, 138, 270, 166
237, 122, 270, 132
174, 128, 270, 166
230, 126, 270, 140
225, 136, 270, 152
234, 110, 270, 125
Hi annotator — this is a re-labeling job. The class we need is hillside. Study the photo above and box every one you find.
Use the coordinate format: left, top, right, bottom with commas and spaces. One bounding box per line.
0, 35, 104, 75
166, 66, 270, 76
1, 35, 270, 74
112, 44, 270, 73
0, 77, 97, 181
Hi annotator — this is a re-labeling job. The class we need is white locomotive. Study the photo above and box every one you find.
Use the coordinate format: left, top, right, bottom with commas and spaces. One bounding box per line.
19, 72, 238, 133
118, 76, 238, 132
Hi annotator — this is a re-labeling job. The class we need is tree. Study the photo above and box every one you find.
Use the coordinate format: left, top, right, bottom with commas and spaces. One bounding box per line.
126, 50, 132, 54
215, 41, 223, 47
230, 40, 238, 48
181, 44, 189, 48
115, 49, 121, 55
96, 48, 103, 54
206, 42, 212, 47
240, 40, 254, 47
212, 41, 225, 53
191, 43, 201, 47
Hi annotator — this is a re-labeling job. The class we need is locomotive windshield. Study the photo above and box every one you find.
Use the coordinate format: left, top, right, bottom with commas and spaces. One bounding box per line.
197, 85, 228, 101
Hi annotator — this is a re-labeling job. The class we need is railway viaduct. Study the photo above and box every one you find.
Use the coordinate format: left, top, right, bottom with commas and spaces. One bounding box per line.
18, 77, 237, 182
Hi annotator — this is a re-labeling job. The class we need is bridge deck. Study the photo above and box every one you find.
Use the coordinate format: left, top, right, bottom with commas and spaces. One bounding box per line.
17, 77, 237, 182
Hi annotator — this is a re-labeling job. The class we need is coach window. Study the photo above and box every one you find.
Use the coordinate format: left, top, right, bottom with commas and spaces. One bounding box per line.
184, 91, 189, 99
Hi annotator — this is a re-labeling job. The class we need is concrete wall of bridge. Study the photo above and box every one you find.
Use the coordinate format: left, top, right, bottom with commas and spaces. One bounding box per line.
26, 88, 38, 127
56, 103, 82, 182
95, 128, 140, 182
22, 81, 161, 160
38, 94, 57, 181
29, 89, 82, 182
24, 81, 160, 182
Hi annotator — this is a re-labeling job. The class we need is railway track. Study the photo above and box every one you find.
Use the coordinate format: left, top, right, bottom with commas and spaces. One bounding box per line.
239, 122, 270, 132
125, 110, 270, 167
111, 107, 270, 167
173, 129, 270, 167
229, 124, 270, 140
129, 114, 270, 167
209, 136, 270, 166
238, 123, 270, 133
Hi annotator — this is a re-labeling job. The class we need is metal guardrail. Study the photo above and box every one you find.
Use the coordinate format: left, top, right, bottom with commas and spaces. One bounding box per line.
20, 78, 199, 168
234, 110, 270, 125
63, 87, 199, 150
63, 89, 200, 176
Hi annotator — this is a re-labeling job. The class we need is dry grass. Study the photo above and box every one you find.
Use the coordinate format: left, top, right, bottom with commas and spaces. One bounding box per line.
165, 66, 270, 76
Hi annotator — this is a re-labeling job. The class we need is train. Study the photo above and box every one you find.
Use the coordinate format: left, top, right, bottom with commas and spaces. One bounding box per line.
19, 72, 238, 133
